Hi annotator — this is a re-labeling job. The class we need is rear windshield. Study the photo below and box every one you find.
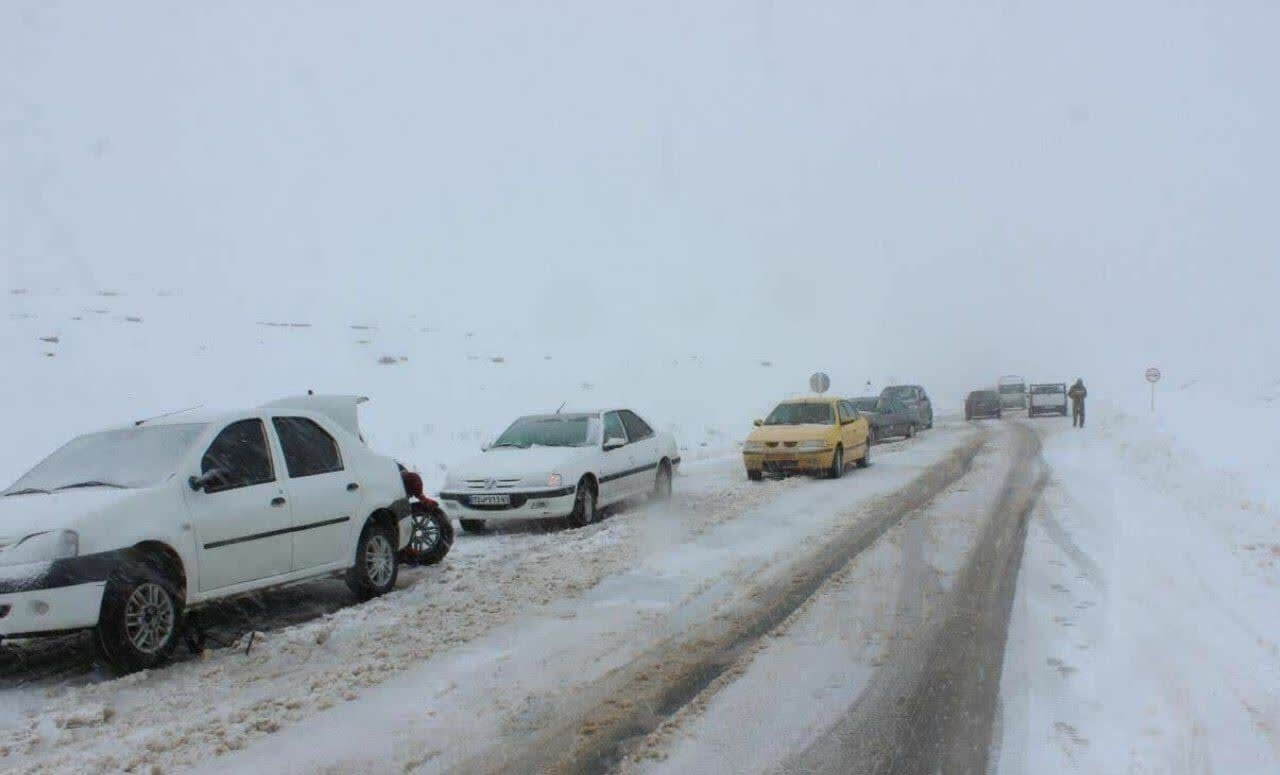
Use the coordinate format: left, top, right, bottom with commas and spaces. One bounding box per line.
998, 384, 1025, 393
880, 386, 916, 401
764, 403, 834, 426
1031, 384, 1065, 394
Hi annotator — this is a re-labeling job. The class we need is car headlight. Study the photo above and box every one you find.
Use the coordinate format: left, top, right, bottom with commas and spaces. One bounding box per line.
797, 440, 830, 451
547, 473, 563, 488
743, 441, 766, 452
0, 530, 79, 568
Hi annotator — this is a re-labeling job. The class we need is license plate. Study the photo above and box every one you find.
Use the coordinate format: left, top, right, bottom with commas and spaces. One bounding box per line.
469, 494, 510, 506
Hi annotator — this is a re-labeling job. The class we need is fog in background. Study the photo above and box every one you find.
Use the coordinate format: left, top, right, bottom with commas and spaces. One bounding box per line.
4, 0, 1278, 401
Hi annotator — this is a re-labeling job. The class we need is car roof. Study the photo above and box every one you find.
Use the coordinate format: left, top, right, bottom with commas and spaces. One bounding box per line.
777, 396, 840, 405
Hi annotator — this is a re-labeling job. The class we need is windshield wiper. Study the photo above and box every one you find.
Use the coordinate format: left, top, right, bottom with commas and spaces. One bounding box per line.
52, 481, 128, 491
490, 442, 528, 449
4, 487, 51, 496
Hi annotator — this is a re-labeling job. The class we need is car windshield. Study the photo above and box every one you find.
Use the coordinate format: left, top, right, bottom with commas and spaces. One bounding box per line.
1031, 385, 1064, 394
4, 423, 207, 495
764, 403, 834, 426
492, 416, 595, 448
851, 397, 881, 412
999, 384, 1025, 394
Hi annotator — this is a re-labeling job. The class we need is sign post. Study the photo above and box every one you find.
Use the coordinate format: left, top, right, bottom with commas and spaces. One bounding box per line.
1145, 367, 1161, 412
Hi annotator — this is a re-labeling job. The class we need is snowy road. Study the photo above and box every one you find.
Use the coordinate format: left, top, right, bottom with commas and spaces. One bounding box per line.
1, 422, 987, 773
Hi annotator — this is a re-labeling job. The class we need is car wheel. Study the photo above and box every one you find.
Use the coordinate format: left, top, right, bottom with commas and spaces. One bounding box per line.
401, 503, 454, 566
747, 470, 763, 482
345, 520, 400, 599
566, 478, 597, 528
869, 427, 879, 445
95, 563, 182, 674
653, 461, 673, 501
857, 439, 872, 468
965, 411, 972, 421
828, 446, 844, 479
459, 518, 488, 533
906, 424, 916, 439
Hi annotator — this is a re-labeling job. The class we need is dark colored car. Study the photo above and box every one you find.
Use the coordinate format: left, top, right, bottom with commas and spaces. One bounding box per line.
851, 396, 921, 443
965, 390, 1003, 420
880, 385, 933, 430
1028, 383, 1069, 417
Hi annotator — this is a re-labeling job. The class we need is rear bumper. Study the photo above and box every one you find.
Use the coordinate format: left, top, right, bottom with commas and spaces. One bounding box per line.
0, 581, 104, 638
1029, 405, 1068, 416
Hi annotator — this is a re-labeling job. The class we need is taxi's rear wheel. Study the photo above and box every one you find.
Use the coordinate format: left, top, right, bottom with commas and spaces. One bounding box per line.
828, 446, 844, 479
857, 438, 872, 468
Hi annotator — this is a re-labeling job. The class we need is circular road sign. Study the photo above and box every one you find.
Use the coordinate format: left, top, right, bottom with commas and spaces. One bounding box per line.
809, 372, 831, 394
1145, 367, 1162, 383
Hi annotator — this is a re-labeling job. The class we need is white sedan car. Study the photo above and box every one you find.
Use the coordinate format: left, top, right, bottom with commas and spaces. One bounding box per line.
439, 409, 680, 531
0, 395, 411, 674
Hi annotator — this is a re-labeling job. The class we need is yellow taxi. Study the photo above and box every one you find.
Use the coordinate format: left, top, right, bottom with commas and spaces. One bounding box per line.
742, 396, 871, 481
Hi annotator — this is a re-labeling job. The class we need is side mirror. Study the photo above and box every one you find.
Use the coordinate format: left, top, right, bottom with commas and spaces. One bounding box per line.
481, 442, 491, 452
188, 468, 228, 492
603, 437, 627, 451
753, 419, 764, 427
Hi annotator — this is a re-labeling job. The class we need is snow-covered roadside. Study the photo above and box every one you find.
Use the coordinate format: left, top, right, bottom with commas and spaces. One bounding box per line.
620, 423, 1023, 774
192, 425, 977, 774
995, 399, 1280, 773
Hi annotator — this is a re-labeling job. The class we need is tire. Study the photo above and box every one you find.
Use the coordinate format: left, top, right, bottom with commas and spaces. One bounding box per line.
401, 503, 454, 566
827, 446, 844, 479
965, 411, 972, 421
869, 427, 879, 446
747, 470, 763, 482
566, 478, 597, 528
94, 562, 182, 674
345, 520, 400, 599
906, 424, 917, 439
857, 438, 872, 468
652, 461, 673, 501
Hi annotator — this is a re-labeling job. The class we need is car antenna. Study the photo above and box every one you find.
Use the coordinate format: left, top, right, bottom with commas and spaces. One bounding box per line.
134, 405, 202, 426
556, 401, 566, 414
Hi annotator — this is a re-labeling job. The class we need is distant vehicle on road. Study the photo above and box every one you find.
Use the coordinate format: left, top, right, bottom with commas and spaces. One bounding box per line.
440, 409, 679, 532
997, 375, 1028, 410
0, 394, 412, 674
850, 396, 920, 443
879, 385, 933, 430
1028, 383, 1069, 417
965, 390, 1003, 420
743, 397, 871, 480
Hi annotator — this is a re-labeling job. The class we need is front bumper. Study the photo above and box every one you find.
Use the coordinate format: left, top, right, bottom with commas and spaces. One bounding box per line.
438, 486, 578, 522
743, 449, 835, 474
0, 580, 105, 638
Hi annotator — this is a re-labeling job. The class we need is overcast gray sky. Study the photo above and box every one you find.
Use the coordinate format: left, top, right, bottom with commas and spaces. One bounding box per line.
3, 1, 1277, 391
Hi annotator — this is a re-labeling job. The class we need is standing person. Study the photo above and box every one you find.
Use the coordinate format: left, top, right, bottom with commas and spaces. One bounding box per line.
1068, 378, 1087, 427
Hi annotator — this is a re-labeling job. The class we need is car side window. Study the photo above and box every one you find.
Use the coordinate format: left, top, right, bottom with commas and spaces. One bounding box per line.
618, 410, 654, 441
837, 402, 854, 423
603, 412, 628, 444
201, 419, 274, 492
272, 416, 344, 478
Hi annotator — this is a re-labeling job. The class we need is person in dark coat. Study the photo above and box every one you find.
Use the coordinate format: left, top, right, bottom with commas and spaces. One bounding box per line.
1068, 378, 1087, 427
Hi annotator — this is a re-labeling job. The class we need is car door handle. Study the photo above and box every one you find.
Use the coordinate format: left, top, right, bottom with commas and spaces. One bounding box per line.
271, 496, 287, 507
347, 482, 360, 491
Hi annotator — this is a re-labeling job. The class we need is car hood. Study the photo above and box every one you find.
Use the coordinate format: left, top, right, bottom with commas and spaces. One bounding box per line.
746, 424, 834, 443
448, 446, 585, 482
0, 488, 138, 541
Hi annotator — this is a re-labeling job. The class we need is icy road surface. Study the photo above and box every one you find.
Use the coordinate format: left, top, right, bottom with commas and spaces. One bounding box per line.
0, 422, 978, 773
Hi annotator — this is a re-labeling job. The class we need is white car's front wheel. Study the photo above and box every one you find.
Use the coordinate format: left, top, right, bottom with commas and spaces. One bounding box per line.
653, 461, 673, 501
95, 563, 182, 674
566, 479, 597, 528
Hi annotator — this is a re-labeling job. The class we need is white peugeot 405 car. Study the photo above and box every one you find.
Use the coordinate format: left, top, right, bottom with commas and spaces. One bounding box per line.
0, 395, 411, 673
440, 409, 680, 531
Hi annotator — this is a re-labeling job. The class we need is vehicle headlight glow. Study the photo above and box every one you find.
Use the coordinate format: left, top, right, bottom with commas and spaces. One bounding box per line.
547, 473, 563, 488
797, 440, 830, 451
0, 529, 79, 568
743, 441, 765, 452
